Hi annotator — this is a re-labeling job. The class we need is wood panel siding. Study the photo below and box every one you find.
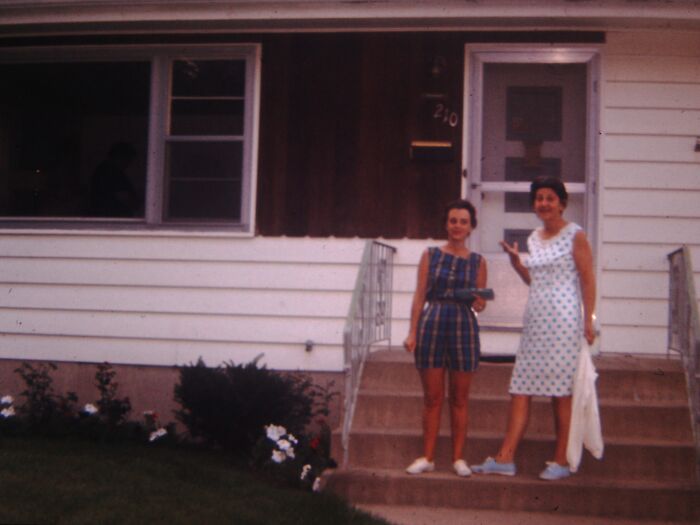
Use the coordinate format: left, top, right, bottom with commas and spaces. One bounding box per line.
600, 30, 700, 355
256, 33, 466, 239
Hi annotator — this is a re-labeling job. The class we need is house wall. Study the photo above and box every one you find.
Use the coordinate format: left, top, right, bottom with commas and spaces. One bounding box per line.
0, 232, 368, 371
0, 29, 698, 398
599, 30, 700, 355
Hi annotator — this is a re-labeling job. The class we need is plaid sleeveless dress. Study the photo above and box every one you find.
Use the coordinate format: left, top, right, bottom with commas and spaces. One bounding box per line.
415, 248, 482, 372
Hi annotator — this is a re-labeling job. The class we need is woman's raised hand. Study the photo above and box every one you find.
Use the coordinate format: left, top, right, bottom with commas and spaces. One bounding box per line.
500, 240, 520, 264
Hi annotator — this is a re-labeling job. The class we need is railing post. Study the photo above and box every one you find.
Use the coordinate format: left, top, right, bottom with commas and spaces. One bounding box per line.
667, 246, 700, 481
341, 240, 396, 468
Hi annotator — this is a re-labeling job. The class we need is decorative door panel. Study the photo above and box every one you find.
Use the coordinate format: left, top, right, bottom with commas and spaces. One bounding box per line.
465, 52, 595, 254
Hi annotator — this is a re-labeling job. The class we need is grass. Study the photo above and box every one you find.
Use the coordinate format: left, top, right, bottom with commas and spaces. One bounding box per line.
0, 436, 389, 525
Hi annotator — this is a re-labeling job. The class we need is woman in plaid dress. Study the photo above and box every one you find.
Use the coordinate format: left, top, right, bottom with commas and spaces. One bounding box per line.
403, 199, 488, 477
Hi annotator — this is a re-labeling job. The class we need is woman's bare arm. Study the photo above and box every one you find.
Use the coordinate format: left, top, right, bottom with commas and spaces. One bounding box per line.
573, 230, 596, 344
404, 250, 430, 353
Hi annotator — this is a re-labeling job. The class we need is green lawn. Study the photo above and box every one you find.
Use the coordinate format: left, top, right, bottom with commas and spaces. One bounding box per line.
0, 436, 388, 525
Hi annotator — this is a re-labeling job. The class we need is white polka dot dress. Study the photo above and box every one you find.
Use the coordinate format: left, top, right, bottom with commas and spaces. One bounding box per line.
509, 222, 583, 397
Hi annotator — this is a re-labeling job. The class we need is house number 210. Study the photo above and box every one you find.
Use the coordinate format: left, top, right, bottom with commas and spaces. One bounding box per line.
433, 103, 459, 127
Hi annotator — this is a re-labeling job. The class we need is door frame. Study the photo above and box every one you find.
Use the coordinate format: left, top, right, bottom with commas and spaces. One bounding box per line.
462, 45, 601, 254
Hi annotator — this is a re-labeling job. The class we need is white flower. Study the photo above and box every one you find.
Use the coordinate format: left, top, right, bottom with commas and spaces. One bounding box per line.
1, 406, 15, 418
82, 403, 98, 415
149, 428, 168, 442
285, 447, 295, 459
277, 439, 293, 451
312, 477, 322, 492
271, 449, 286, 464
287, 433, 298, 444
1, 395, 13, 405
265, 424, 287, 442
300, 464, 312, 480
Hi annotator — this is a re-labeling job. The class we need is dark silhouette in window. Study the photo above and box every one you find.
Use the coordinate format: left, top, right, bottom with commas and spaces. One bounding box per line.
90, 142, 139, 217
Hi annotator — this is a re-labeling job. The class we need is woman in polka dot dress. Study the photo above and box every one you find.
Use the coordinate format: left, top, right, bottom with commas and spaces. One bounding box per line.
472, 176, 596, 481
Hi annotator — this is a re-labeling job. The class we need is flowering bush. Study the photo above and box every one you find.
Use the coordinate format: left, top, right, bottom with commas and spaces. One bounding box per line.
0, 394, 19, 435
174, 357, 327, 457
82, 403, 99, 416
4, 361, 172, 446
252, 423, 336, 491
0, 395, 16, 419
143, 410, 175, 445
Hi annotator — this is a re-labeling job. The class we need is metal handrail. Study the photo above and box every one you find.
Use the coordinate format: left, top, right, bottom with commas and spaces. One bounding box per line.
667, 246, 700, 479
341, 240, 396, 467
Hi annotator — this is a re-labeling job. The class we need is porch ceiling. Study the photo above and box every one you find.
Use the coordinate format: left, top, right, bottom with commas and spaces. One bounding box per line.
1, 0, 700, 37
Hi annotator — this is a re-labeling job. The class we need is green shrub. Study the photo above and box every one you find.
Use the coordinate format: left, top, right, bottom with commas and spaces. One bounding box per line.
174, 357, 325, 457
8, 361, 166, 445
75, 362, 142, 442
94, 362, 132, 428
14, 362, 78, 435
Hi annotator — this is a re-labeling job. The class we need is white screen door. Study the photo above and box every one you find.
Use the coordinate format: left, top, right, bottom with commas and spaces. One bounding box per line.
464, 48, 599, 254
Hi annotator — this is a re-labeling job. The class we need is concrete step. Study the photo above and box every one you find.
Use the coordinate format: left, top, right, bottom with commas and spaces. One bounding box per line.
325, 467, 700, 522
356, 503, 700, 525
352, 391, 693, 442
335, 429, 697, 482
363, 350, 688, 403
330, 347, 700, 522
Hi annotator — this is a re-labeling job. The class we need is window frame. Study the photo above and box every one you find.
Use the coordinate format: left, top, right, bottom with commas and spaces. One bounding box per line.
0, 43, 261, 234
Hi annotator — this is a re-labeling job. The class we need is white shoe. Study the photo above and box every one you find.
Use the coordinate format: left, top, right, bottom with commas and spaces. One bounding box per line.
405, 457, 435, 474
453, 459, 472, 477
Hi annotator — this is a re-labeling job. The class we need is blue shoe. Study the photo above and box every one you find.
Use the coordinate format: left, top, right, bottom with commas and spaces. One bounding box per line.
539, 462, 571, 480
471, 457, 516, 476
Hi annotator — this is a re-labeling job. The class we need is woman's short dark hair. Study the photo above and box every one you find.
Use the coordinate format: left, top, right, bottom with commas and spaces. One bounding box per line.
530, 176, 568, 207
443, 199, 477, 228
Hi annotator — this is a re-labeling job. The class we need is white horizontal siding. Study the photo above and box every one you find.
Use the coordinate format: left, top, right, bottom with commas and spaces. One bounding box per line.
602, 325, 668, 356
603, 218, 700, 244
605, 162, 700, 190
604, 55, 700, 83
604, 189, 700, 218
600, 271, 669, 300
0, 309, 345, 344
0, 258, 358, 290
0, 333, 341, 370
600, 298, 668, 327
0, 284, 349, 317
604, 135, 699, 163
599, 30, 700, 355
602, 243, 700, 272
605, 108, 700, 135
0, 235, 370, 371
0, 233, 367, 263
606, 83, 700, 110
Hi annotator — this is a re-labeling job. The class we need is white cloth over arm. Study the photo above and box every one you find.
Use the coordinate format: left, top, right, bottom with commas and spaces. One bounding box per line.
566, 345, 604, 472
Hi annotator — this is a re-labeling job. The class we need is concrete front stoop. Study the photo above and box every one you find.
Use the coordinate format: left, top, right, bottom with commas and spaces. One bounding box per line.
325, 349, 700, 523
